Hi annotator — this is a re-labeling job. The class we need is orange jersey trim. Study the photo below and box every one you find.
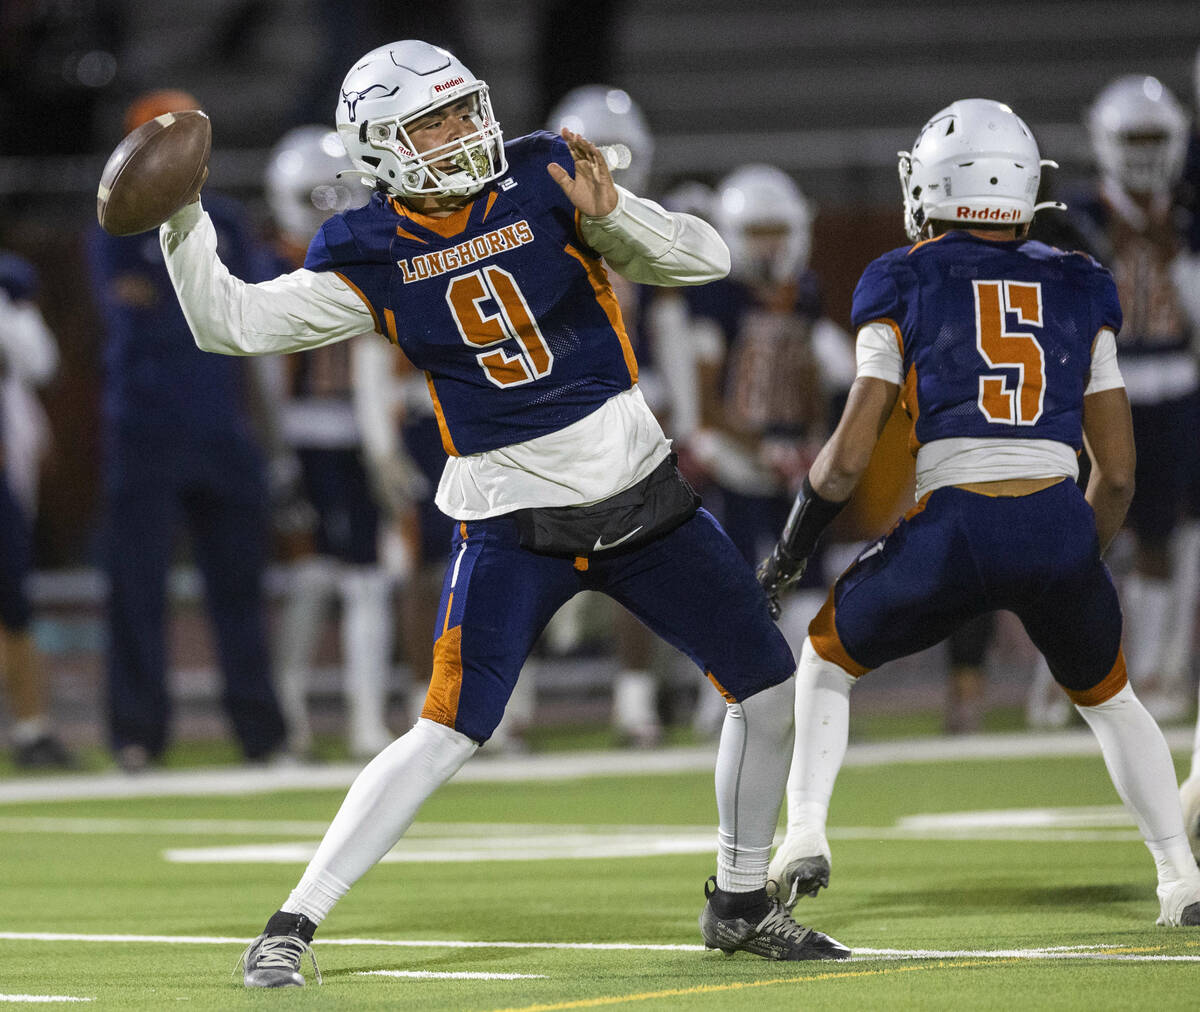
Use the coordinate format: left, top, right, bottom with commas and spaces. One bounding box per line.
425, 371, 460, 456
563, 244, 638, 384
383, 308, 399, 344
906, 232, 951, 255
422, 624, 464, 728
902, 362, 922, 456
333, 271, 381, 334
396, 226, 428, 244
808, 591, 869, 678
482, 191, 499, 221
1065, 648, 1129, 706
393, 197, 477, 239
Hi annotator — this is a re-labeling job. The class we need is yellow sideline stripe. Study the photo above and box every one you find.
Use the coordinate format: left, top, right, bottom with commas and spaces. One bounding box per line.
488, 960, 1009, 1011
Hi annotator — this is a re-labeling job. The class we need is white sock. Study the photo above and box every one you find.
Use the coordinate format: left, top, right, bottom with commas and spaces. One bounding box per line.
1123, 573, 1171, 683
612, 670, 659, 732
1161, 522, 1200, 688
1193, 689, 1200, 779
275, 558, 336, 752
340, 567, 395, 755
280, 718, 477, 923
11, 716, 47, 746
1074, 683, 1196, 886
785, 638, 855, 835
714, 677, 794, 892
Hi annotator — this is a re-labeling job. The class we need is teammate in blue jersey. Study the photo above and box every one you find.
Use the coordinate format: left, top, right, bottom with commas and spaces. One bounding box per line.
156, 41, 850, 984
86, 89, 289, 772
757, 99, 1200, 929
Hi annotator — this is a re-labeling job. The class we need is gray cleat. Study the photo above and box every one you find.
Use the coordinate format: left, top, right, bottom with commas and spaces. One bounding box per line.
699, 877, 850, 961
238, 912, 321, 987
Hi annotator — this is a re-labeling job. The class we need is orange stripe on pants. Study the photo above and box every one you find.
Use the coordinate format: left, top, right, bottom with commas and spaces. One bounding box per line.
1065, 647, 1128, 706
808, 591, 869, 678
422, 625, 464, 728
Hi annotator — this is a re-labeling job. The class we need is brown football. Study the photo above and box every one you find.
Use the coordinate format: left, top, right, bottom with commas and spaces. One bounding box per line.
96, 109, 211, 236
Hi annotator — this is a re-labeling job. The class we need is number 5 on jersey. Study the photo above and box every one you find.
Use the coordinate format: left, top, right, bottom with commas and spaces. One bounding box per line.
973, 279, 1045, 426
446, 265, 555, 388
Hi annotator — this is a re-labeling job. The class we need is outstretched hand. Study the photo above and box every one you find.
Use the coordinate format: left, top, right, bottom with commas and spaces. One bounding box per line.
546, 128, 619, 218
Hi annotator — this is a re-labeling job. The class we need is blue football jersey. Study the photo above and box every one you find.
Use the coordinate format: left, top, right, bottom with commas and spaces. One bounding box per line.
305, 131, 639, 457
851, 231, 1122, 452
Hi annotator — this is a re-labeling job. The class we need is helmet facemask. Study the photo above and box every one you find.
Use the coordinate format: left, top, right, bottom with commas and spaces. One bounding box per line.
357, 86, 505, 199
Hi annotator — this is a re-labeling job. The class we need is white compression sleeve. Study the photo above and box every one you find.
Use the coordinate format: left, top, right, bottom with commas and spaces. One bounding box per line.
714, 677, 795, 893
786, 638, 855, 834
578, 187, 730, 286
160, 199, 376, 356
282, 718, 478, 923
1074, 683, 1197, 885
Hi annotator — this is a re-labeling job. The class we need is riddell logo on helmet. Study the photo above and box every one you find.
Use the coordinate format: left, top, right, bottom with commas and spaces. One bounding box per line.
957, 206, 1018, 221
433, 77, 465, 93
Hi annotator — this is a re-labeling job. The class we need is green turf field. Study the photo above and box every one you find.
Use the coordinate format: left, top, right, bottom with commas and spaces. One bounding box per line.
0, 737, 1197, 1009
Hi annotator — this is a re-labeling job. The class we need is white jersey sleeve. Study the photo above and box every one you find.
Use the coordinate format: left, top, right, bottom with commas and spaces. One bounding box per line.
160, 199, 376, 356
855, 321, 904, 385
578, 187, 731, 287
1084, 327, 1124, 395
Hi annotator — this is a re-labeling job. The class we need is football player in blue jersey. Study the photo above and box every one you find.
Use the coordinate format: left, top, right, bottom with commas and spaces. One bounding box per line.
156, 41, 850, 984
758, 98, 1200, 928
87, 90, 289, 773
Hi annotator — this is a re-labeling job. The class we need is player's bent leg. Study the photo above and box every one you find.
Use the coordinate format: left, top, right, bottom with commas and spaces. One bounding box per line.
242, 719, 479, 986
769, 636, 855, 909
1071, 679, 1200, 926
702, 677, 849, 960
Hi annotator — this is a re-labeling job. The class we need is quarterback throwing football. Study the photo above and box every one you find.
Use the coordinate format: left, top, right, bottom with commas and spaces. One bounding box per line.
159, 41, 851, 986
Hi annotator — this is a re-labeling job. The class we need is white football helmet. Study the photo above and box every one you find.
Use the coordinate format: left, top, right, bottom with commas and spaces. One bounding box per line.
265, 125, 369, 243
545, 85, 654, 193
898, 98, 1062, 242
335, 40, 506, 199
714, 164, 811, 284
1087, 75, 1189, 195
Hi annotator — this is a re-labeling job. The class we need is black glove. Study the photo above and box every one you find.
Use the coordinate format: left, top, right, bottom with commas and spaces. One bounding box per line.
757, 544, 808, 620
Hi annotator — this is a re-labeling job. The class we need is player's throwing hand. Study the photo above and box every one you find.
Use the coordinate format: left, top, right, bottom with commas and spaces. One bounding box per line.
547, 127, 619, 217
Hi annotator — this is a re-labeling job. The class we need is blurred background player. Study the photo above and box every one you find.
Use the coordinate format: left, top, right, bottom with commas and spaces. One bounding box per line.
542, 84, 672, 747
1175, 45, 1200, 869
680, 164, 854, 735
262, 124, 420, 759
85, 89, 288, 771
0, 250, 74, 768
1028, 75, 1200, 725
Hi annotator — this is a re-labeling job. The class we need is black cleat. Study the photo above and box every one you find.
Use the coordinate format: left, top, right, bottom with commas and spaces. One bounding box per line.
238, 911, 321, 987
14, 734, 77, 770
699, 877, 850, 961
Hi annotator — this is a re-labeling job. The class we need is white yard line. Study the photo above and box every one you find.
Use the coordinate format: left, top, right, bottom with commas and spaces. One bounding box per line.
0, 932, 1196, 963
0, 997, 93, 1004
356, 971, 547, 979
0, 728, 1191, 805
